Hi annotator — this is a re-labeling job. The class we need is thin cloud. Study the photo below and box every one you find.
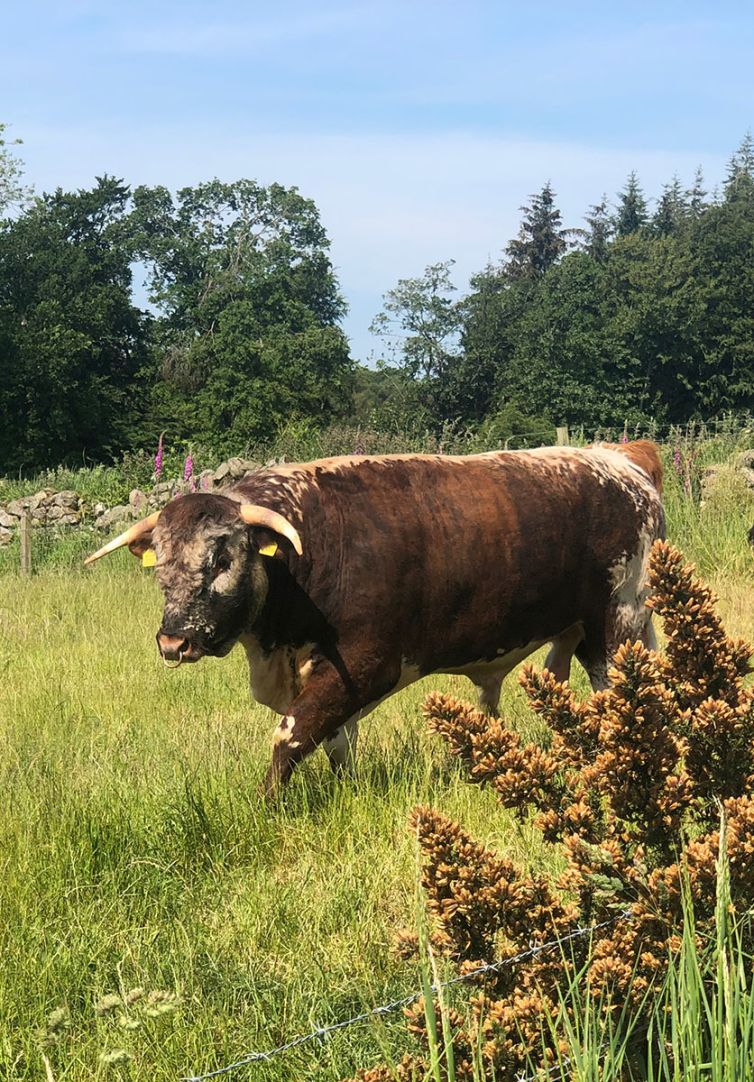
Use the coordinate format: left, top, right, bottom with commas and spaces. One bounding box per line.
119, 6, 375, 55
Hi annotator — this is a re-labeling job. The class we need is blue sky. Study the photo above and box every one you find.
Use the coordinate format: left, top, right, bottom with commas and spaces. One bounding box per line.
2, 1, 753, 361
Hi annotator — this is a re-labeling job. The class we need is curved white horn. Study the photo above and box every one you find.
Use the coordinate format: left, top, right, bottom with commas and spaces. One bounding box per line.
84, 511, 161, 566
238, 504, 303, 556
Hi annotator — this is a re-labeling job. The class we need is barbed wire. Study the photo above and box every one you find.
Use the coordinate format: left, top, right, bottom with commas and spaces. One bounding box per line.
180, 909, 632, 1082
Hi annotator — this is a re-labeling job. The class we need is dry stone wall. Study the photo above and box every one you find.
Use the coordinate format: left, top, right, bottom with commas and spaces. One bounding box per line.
0, 457, 265, 545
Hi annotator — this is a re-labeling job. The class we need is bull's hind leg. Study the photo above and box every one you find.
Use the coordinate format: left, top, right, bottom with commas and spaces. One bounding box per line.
543, 623, 585, 684
575, 635, 611, 692
642, 616, 658, 653
476, 676, 504, 716
577, 598, 655, 694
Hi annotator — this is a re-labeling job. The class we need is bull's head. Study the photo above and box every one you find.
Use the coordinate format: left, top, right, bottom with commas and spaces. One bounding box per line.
84, 494, 302, 665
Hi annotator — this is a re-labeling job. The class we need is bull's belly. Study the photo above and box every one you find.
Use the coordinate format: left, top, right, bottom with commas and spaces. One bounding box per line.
240, 623, 578, 718
438, 639, 548, 681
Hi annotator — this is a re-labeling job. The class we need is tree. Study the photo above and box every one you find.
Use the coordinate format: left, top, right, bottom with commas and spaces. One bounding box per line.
0, 177, 150, 472
504, 183, 576, 280
687, 166, 708, 218
369, 260, 461, 382
454, 263, 527, 423
0, 122, 31, 215
614, 171, 648, 236
724, 132, 754, 203
130, 179, 353, 448
583, 196, 613, 261
652, 176, 687, 236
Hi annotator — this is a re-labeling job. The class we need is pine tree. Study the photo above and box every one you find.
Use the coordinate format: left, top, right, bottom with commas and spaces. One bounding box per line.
583, 196, 613, 261
725, 132, 754, 202
653, 176, 687, 236
614, 171, 648, 236
687, 166, 708, 218
505, 182, 576, 279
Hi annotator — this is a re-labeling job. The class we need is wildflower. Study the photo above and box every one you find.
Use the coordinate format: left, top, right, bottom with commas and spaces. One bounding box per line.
154, 432, 165, 481
183, 451, 194, 489
45, 1007, 69, 1032
117, 1013, 141, 1030
673, 446, 683, 475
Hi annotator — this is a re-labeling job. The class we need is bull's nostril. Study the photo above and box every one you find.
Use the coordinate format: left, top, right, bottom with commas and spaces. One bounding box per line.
157, 632, 190, 660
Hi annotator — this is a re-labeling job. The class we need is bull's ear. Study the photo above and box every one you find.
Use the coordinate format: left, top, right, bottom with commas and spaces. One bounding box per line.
84, 511, 161, 566
128, 534, 155, 559
237, 504, 303, 556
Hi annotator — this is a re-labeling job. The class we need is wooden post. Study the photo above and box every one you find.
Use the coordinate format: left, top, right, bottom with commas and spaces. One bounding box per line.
20, 511, 32, 576
556, 426, 570, 447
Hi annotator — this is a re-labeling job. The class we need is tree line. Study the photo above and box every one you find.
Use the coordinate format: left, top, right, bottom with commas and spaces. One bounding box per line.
1, 125, 754, 472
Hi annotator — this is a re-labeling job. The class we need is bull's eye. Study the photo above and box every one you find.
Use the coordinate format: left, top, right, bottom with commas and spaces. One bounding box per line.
213, 553, 232, 578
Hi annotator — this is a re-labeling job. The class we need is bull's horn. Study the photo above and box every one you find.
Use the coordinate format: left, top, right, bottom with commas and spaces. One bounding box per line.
84, 511, 161, 566
238, 504, 303, 556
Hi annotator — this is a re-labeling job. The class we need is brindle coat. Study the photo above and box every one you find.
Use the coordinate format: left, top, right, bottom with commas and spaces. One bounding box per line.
129, 442, 665, 797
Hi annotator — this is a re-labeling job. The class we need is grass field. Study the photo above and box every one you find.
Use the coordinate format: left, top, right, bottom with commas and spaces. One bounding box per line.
1, 468, 753, 1080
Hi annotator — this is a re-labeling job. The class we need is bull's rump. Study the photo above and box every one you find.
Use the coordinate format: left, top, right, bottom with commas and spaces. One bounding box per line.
237, 446, 663, 678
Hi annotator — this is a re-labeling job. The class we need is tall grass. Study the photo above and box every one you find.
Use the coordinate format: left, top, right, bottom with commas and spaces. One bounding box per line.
1, 436, 753, 1079
0, 568, 557, 1080
413, 817, 754, 1082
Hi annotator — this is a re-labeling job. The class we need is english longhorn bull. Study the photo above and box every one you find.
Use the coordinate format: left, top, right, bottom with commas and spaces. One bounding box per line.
85, 441, 664, 797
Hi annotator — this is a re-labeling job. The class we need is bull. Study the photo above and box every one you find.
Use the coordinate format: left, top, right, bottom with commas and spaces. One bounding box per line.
85, 441, 665, 798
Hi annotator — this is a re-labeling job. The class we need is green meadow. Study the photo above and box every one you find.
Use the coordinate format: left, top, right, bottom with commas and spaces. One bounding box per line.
1, 455, 753, 1080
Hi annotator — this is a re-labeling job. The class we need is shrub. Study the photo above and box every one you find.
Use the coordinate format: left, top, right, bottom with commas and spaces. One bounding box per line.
348, 541, 754, 1081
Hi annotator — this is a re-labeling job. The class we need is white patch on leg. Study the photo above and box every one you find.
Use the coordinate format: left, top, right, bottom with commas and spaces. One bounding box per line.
477, 676, 503, 715
273, 713, 295, 747
323, 717, 359, 773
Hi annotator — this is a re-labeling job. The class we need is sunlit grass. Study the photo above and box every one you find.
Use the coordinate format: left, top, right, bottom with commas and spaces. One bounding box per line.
0, 501, 752, 1079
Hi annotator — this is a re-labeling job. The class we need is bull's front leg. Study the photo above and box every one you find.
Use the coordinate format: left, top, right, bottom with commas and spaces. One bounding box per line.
263, 657, 375, 800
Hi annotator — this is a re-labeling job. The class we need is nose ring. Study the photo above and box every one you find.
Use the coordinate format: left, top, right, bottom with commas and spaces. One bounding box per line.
162, 651, 184, 669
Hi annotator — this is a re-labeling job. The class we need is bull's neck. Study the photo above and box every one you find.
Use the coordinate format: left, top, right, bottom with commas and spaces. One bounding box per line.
247, 555, 333, 655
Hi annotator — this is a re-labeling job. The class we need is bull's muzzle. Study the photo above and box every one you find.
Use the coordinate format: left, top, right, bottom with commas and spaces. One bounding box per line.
157, 631, 193, 667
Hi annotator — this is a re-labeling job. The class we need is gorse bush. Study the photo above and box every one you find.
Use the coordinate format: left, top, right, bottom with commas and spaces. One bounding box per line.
349, 542, 754, 1081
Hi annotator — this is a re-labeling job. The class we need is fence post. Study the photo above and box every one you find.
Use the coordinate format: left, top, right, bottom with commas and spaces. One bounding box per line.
20, 511, 32, 575
556, 426, 570, 447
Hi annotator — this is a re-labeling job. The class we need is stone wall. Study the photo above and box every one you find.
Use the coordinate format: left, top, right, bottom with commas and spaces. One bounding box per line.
0, 456, 265, 545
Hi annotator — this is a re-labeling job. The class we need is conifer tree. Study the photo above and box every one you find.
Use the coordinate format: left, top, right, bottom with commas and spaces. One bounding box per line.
725, 132, 754, 201
614, 171, 648, 235
505, 182, 575, 279
652, 176, 687, 236
687, 165, 708, 217
583, 196, 612, 260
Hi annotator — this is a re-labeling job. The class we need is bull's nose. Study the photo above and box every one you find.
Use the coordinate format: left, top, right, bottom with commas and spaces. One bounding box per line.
157, 632, 190, 661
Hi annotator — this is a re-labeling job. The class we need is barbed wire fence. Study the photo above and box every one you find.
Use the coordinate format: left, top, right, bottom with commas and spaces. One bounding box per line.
180, 910, 632, 1082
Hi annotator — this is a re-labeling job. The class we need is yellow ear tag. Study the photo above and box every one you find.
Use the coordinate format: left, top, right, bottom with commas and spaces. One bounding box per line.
259, 542, 278, 558
141, 548, 157, 568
